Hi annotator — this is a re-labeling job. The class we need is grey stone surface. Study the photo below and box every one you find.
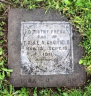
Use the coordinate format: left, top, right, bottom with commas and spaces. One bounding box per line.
21, 21, 73, 75
8, 8, 86, 87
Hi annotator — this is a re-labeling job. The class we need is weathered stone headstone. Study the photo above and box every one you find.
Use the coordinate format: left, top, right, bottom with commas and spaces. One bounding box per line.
8, 9, 86, 87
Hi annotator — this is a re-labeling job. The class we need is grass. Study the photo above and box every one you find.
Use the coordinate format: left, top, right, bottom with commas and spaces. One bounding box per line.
0, 0, 91, 96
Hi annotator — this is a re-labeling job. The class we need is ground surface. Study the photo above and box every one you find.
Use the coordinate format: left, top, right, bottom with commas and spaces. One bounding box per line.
0, 0, 91, 96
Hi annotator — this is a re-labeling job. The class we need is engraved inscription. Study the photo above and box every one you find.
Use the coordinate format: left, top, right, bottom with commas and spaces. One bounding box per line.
68, 78, 76, 83
21, 21, 73, 75
45, 78, 50, 82
28, 79, 36, 83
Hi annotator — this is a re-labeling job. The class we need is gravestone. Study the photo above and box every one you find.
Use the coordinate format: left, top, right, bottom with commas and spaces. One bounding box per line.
8, 9, 86, 87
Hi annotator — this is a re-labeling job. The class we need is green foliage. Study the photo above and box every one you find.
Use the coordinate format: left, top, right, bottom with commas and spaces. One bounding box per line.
0, 85, 14, 96
39, 88, 64, 96
7, 0, 43, 9
84, 83, 91, 96
13, 87, 29, 96
33, 87, 37, 96
0, 2, 14, 96
0, 48, 3, 55
67, 89, 83, 96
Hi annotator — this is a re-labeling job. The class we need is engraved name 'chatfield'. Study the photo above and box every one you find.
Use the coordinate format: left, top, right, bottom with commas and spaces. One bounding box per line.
21, 21, 73, 75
